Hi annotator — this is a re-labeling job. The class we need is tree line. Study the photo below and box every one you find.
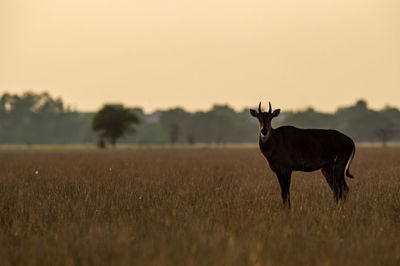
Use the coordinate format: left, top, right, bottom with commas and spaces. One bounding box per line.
0, 91, 399, 146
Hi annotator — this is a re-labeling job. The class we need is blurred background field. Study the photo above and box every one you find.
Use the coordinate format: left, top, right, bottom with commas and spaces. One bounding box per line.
0, 147, 399, 266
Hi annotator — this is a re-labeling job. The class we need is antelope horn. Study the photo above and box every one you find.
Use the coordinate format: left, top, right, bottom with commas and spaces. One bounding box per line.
269, 101, 272, 113
258, 102, 262, 113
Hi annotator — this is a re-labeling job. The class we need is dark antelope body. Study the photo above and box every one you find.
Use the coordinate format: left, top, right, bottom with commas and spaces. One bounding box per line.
250, 102, 355, 208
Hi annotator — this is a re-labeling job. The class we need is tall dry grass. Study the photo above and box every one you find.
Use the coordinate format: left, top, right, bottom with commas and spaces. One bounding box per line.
0, 148, 399, 265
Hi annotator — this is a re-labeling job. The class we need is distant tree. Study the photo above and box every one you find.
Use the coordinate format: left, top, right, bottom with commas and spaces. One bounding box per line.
168, 123, 181, 144
373, 125, 397, 148
92, 105, 139, 147
0, 91, 94, 144
159, 108, 190, 144
283, 107, 337, 129
186, 105, 237, 143
381, 106, 400, 130
97, 138, 106, 149
335, 99, 384, 141
187, 135, 195, 145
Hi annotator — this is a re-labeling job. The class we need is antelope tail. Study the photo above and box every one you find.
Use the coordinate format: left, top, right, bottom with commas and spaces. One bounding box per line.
345, 145, 356, 178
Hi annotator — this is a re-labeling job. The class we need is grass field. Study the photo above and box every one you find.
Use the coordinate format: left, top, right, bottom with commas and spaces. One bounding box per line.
0, 147, 399, 265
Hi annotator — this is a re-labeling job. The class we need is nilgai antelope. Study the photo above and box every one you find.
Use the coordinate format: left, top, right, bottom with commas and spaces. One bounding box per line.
250, 102, 355, 208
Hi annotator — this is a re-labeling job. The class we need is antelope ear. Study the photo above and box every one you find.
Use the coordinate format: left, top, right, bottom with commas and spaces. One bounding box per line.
272, 109, 280, 118
249, 109, 258, 118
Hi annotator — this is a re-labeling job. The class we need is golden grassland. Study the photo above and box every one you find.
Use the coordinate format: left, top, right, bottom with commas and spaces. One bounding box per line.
0, 147, 399, 266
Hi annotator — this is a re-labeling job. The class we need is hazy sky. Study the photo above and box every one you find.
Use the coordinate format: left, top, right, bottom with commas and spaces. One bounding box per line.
1, 0, 399, 112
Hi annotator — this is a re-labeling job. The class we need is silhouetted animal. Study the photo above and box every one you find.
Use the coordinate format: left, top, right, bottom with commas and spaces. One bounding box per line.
250, 102, 355, 208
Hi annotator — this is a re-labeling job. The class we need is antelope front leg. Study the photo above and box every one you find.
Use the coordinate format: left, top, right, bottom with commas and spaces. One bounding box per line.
276, 171, 292, 208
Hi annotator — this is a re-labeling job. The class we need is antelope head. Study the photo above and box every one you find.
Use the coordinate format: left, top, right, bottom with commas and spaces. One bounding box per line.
250, 102, 280, 142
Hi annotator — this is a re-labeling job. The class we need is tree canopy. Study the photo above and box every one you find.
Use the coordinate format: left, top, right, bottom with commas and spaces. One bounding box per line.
92, 105, 139, 147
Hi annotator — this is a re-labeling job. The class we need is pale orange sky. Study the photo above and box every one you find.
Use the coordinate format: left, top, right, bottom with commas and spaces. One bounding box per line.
0, 0, 399, 112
